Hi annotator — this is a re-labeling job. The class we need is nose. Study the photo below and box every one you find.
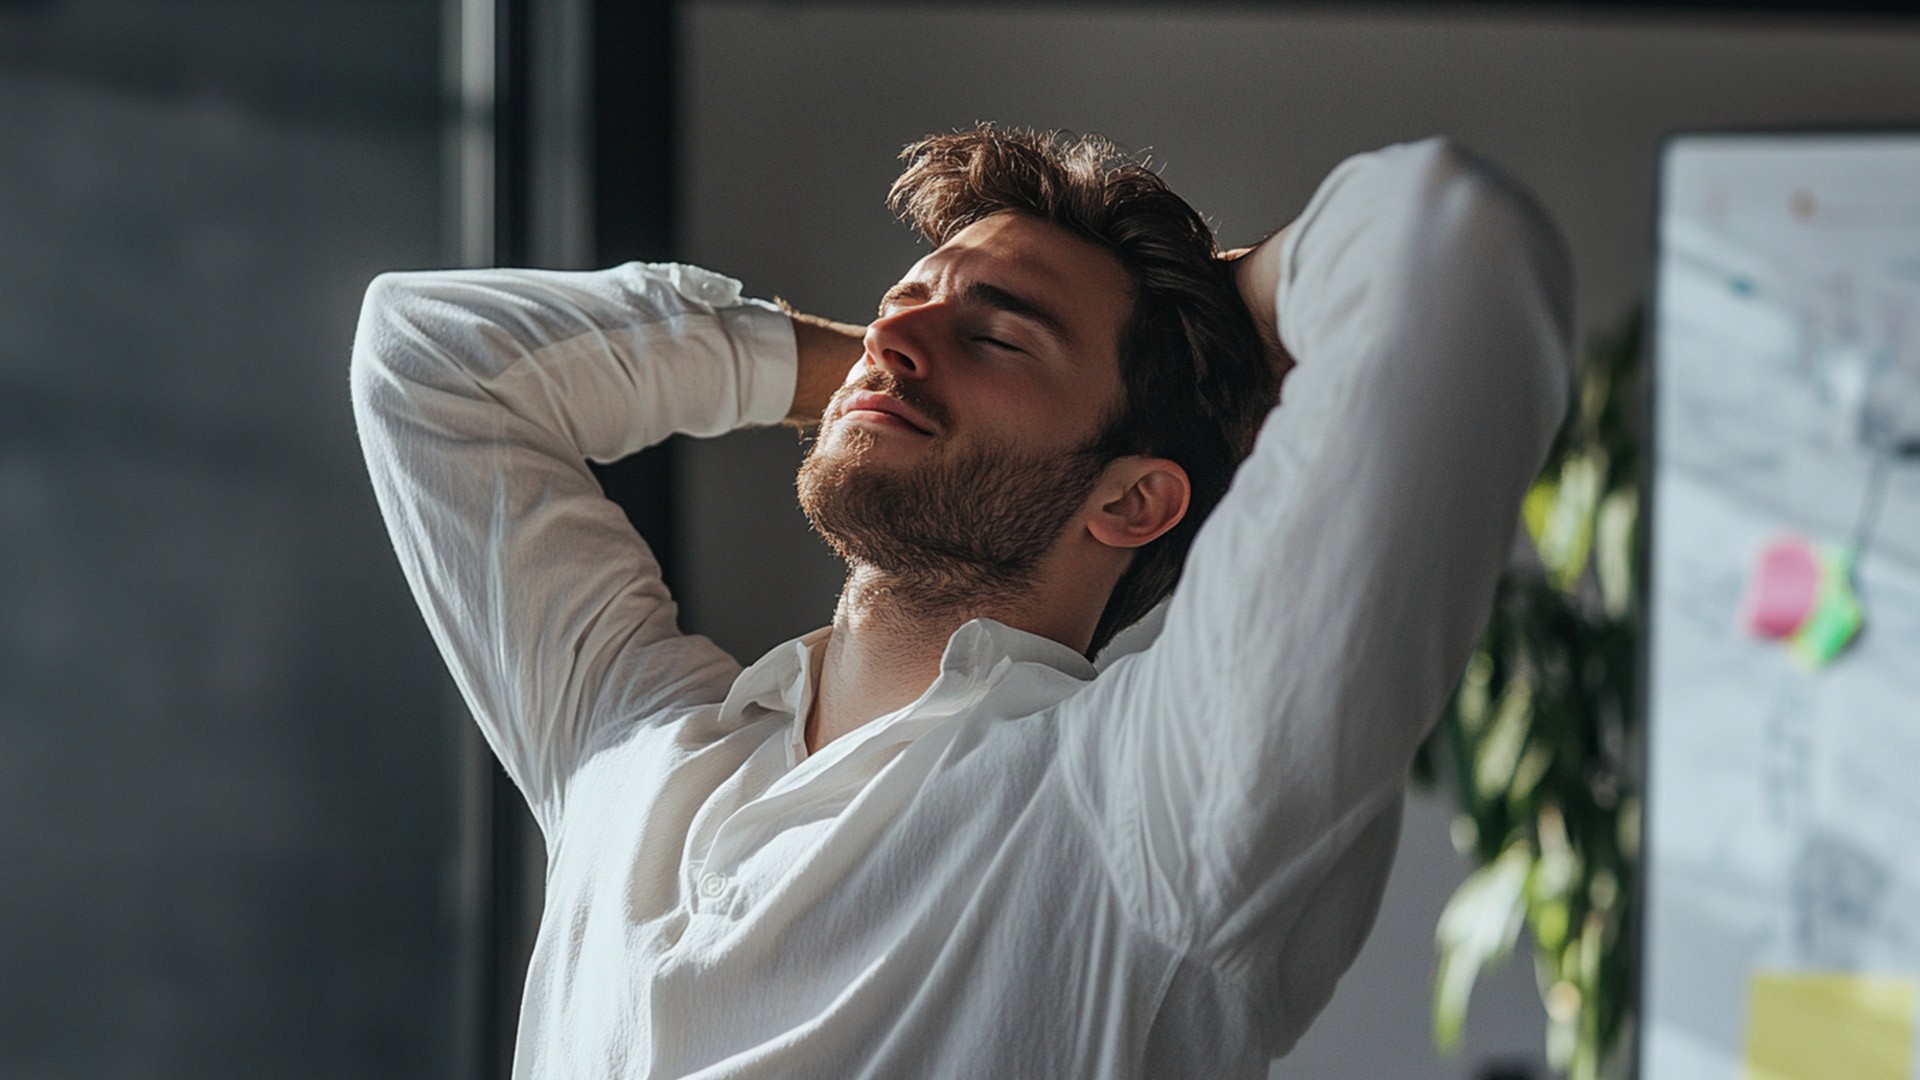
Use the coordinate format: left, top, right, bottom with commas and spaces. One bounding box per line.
863, 301, 944, 380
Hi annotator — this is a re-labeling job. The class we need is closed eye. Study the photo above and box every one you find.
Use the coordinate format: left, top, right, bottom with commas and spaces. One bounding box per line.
975, 336, 1024, 354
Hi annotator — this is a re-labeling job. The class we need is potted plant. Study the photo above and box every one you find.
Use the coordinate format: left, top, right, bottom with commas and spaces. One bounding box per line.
1417, 308, 1646, 1080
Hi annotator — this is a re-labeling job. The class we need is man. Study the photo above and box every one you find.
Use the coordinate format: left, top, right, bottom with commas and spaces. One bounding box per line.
353, 127, 1571, 1078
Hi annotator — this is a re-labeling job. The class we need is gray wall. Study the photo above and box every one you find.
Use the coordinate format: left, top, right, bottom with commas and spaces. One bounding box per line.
675, 4, 1920, 1077
0, 2, 475, 1074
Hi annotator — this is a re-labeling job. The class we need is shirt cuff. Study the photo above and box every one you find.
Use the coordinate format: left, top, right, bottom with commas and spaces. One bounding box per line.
725, 298, 800, 428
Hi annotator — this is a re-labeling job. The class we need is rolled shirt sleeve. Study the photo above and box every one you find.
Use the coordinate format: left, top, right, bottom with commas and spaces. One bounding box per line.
349, 261, 798, 841
1058, 137, 1575, 1046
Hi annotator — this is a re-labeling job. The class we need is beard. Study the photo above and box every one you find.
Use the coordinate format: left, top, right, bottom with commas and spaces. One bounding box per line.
795, 371, 1111, 615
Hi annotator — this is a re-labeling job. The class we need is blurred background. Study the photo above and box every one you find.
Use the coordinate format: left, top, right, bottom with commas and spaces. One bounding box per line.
4, 1, 1917, 1077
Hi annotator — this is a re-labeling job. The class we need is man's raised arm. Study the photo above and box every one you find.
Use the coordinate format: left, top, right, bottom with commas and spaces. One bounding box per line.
350, 263, 796, 840
1055, 138, 1574, 1051
783, 309, 865, 426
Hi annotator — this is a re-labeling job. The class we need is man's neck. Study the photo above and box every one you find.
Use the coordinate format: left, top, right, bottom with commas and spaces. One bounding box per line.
803, 565, 1024, 756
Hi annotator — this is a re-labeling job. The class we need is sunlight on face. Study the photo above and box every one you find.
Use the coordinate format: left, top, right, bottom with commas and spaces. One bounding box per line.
796, 213, 1137, 596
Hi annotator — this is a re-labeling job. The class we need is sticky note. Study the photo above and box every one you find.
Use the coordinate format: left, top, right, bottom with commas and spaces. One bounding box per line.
1741, 535, 1864, 668
1744, 536, 1820, 639
1788, 547, 1863, 669
1741, 971, 1916, 1080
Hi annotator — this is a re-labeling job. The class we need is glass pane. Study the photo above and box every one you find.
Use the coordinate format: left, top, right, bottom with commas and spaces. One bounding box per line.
0, 2, 471, 1075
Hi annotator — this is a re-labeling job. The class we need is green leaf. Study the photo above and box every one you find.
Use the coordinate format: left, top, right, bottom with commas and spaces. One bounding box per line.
1596, 488, 1638, 621
1434, 845, 1531, 1050
1522, 477, 1560, 553
1538, 451, 1604, 591
1473, 673, 1535, 803
1456, 651, 1494, 736
1531, 805, 1580, 900
1430, 304, 1647, 1078
1531, 897, 1570, 953
1509, 743, 1553, 803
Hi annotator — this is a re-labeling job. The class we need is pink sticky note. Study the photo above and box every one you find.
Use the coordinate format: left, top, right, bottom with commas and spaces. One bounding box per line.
1744, 535, 1820, 639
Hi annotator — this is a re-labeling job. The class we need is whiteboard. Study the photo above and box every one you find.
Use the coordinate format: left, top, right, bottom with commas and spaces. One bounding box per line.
1642, 132, 1920, 1080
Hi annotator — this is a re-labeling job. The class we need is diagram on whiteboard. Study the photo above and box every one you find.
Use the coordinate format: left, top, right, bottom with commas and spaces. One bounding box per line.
1643, 136, 1920, 1080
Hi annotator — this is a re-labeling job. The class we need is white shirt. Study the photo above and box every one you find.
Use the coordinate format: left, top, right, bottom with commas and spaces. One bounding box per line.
351, 137, 1572, 1079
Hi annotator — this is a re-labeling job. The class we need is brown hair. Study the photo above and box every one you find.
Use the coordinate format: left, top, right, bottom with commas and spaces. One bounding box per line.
888, 123, 1280, 658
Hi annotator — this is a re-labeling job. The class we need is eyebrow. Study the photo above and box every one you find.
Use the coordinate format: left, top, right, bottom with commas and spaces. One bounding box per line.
879, 280, 1076, 350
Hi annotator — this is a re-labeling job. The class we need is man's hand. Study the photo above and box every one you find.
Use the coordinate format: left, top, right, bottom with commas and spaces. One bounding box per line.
783, 307, 866, 428
1221, 222, 1298, 386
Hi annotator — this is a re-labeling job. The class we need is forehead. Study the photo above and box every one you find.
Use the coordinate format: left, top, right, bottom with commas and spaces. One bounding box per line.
909, 212, 1134, 355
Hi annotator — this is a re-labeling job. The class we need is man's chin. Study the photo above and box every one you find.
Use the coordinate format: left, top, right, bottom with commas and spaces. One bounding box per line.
810, 426, 937, 483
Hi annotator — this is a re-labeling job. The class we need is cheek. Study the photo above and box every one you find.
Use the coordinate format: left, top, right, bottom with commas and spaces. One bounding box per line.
975, 375, 1093, 444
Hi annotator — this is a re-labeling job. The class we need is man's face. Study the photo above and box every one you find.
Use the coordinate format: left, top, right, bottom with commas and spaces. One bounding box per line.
796, 211, 1136, 595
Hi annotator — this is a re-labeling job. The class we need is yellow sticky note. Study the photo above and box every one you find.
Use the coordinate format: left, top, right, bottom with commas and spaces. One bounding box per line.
1741, 971, 1917, 1080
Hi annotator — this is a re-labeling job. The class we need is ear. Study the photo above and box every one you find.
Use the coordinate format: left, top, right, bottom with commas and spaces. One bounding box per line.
1085, 456, 1190, 551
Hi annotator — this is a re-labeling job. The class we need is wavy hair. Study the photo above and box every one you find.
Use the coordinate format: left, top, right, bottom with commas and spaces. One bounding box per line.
888, 124, 1280, 658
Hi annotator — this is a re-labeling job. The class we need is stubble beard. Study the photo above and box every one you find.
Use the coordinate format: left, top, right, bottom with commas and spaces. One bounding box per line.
795, 380, 1110, 620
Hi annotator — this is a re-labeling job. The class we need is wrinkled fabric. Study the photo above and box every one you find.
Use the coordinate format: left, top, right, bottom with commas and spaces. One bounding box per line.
351, 137, 1573, 1079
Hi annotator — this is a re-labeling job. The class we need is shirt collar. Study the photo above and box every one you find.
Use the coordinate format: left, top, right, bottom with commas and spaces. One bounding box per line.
718, 624, 830, 729
719, 617, 1098, 758
938, 617, 1097, 684
1091, 598, 1169, 673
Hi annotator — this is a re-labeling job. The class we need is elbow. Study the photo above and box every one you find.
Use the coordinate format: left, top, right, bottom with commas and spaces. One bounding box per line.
1421, 138, 1574, 332
349, 270, 446, 437
349, 270, 457, 420
350, 272, 406, 414
351, 271, 411, 382
1409, 138, 1578, 438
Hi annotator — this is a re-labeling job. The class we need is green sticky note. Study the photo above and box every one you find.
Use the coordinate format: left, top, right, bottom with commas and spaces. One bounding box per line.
1789, 546, 1863, 668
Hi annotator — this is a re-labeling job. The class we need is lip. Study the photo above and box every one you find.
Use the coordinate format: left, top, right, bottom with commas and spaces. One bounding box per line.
837, 390, 937, 435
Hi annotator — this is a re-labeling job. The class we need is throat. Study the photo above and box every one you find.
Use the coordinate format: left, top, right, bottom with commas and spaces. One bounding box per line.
802, 564, 1026, 754
839, 559, 1036, 633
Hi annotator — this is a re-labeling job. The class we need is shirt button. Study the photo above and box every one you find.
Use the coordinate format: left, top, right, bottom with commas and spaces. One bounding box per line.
699, 873, 727, 899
